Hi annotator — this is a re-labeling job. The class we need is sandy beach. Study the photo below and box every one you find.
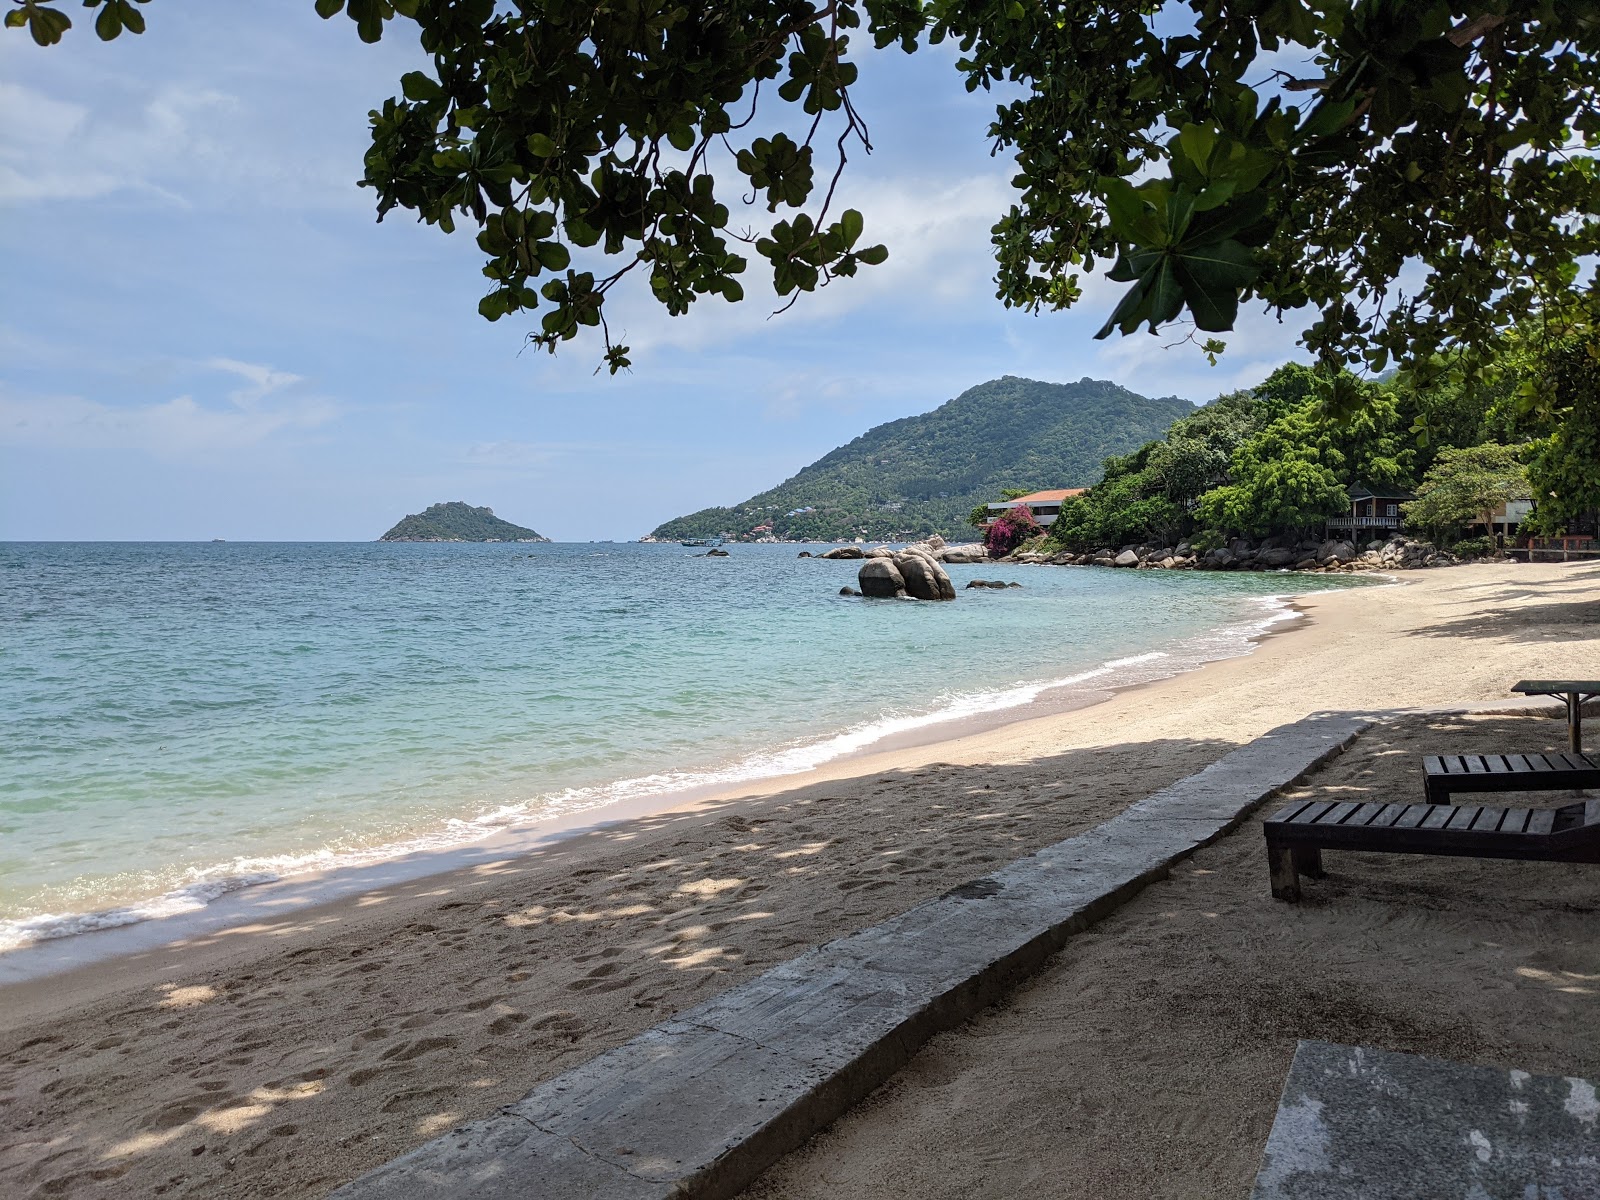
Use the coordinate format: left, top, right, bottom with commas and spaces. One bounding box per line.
1, 560, 1596, 1199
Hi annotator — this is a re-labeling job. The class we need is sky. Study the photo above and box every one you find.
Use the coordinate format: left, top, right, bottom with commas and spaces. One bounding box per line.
0, 7, 1306, 542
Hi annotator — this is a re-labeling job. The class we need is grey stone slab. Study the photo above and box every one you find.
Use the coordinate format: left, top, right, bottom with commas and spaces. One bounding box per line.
1252, 1040, 1600, 1200
331, 713, 1369, 1200
504, 1021, 829, 1194
330, 1111, 663, 1200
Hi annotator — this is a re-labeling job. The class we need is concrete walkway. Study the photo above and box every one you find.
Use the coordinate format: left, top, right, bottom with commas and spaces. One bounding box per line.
332, 713, 1370, 1200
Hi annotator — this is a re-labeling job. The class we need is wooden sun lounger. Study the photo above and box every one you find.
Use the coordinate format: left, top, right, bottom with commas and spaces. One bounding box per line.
1263, 797, 1600, 901
1424, 752, 1600, 804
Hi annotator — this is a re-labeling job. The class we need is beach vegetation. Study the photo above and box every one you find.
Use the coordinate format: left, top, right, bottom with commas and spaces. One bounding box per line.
19, 3, 1600, 387
1402, 444, 1529, 548
984, 504, 1042, 558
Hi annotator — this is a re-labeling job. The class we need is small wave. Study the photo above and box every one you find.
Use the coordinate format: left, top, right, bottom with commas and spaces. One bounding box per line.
0, 591, 1326, 954
0, 872, 279, 952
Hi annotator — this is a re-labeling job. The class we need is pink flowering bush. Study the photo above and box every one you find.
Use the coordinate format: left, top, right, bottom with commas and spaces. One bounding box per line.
985, 503, 1042, 557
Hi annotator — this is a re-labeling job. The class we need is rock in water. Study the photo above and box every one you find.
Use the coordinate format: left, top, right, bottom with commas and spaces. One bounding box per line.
895, 548, 956, 601
858, 558, 907, 598
820, 546, 865, 560
938, 546, 987, 564
864, 546, 894, 558
839, 586, 861, 596
926, 534, 947, 551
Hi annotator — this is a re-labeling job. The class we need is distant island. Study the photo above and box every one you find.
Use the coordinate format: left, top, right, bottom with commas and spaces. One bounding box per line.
649, 376, 1193, 543
379, 502, 549, 543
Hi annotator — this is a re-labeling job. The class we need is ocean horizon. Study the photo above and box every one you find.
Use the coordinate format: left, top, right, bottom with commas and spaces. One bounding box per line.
0, 540, 1375, 951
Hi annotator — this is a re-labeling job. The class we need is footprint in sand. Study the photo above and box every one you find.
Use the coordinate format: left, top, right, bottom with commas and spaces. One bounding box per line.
487, 1012, 529, 1035
379, 1035, 457, 1062
528, 1011, 587, 1040
380, 1085, 454, 1114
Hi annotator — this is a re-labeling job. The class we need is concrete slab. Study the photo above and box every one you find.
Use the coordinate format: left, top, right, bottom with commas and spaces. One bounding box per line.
330, 713, 1370, 1200
1252, 1040, 1600, 1199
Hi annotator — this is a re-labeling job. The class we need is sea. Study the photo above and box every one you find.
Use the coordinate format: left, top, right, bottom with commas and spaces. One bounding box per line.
0, 541, 1375, 952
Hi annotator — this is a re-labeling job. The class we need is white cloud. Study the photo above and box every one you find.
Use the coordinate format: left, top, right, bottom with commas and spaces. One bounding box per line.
1090, 303, 1302, 399
0, 75, 361, 209
579, 170, 1015, 364
0, 359, 336, 454
205, 357, 305, 407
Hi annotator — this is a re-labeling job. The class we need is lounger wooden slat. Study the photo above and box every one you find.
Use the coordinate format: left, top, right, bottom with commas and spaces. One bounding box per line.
1421, 806, 1453, 830
1264, 796, 1600, 901
1423, 750, 1599, 804
1499, 808, 1531, 834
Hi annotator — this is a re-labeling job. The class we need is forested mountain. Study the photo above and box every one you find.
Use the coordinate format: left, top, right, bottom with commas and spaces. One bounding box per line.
651, 377, 1194, 542
380, 502, 549, 542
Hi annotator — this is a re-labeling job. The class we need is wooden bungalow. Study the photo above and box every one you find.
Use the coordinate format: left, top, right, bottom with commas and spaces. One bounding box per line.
1325, 482, 1416, 538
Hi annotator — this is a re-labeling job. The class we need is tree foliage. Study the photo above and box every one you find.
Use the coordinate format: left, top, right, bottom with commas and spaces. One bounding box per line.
1520, 331, 1600, 534
1052, 362, 1424, 549
1401, 443, 1529, 543
16, 2, 1600, 378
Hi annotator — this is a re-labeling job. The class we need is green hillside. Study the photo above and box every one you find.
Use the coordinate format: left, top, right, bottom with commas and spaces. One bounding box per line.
651, 376, 1195, 542
379, 502, 549, 542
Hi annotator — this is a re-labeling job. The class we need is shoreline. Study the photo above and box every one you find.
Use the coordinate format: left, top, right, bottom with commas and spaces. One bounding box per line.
0, 579, 1349, 979
1, 560, 1594, 1200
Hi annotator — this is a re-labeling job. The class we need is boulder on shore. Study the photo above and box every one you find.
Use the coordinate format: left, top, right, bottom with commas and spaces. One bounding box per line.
1113, 549, 1140, 567
938, 546, 987, 564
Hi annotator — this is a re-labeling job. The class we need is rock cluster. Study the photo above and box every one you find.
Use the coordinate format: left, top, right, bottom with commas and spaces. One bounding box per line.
813, 537, 986, 565
964, 579, 1021, 589
1013, 534, 1457, 573
858, 544, 958, 601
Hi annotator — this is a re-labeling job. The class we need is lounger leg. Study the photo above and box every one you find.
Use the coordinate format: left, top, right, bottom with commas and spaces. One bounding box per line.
1293, 847, 1325, 879
1268, 844, 1301, 902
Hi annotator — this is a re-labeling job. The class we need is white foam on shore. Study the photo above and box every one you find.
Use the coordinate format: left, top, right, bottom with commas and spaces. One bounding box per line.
0, 873, 280, 952
0, 592, 1313, 954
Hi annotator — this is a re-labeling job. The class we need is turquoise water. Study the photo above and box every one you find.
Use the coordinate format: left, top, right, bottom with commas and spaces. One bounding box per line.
1, 542, 1370, 947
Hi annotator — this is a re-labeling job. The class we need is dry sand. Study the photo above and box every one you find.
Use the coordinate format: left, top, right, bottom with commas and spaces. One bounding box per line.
743, 711, 1600, 1200
0, 560, 1595, 1199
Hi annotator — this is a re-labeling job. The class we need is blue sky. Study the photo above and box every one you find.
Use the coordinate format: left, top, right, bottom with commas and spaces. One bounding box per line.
1, 7, 1302, 542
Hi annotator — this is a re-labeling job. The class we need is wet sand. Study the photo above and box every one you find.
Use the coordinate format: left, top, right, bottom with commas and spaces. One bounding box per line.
1, 560, 1595, 1198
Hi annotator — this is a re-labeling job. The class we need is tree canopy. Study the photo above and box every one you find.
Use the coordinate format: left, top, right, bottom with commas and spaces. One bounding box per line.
12, 1, 1600, 381
1401, 442, 1528, 542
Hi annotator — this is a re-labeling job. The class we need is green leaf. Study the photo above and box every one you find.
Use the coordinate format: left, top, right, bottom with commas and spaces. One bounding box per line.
401, 72, 442, 102
526, 133, 556, 158
314, 0, 344, 16
840, 208, 863, 246
855, 244, 888, 266
116, 0, 143, 35
537, 241, 570, 270
94, 0, 121, 40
